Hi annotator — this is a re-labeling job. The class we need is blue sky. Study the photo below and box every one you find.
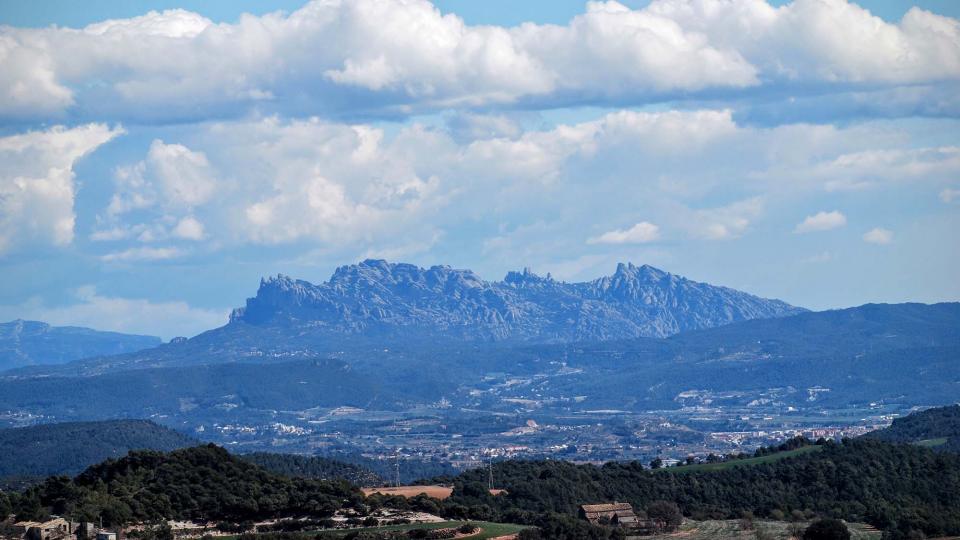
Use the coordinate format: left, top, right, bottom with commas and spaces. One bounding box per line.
4, 0, 959, 26
0, 0, 958, 339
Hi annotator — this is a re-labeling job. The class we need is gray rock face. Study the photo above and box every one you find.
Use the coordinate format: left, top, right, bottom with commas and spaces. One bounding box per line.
230, 259, 805, 341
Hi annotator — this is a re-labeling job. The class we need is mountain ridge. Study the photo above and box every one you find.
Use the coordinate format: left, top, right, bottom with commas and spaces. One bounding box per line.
230, 259, 805, 342
0, 319, 162, 371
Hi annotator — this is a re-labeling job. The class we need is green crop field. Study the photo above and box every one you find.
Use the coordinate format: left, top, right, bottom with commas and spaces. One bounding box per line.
659, 445, 823, 474
916, 437, 948, 447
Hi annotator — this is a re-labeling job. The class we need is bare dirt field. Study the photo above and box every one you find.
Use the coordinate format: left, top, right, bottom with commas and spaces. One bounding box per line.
361, 485, 454, 499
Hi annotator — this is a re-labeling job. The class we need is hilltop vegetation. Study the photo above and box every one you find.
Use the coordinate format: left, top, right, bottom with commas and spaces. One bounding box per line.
865, 404, 960, 452
444, 439, 960, 539
241, 452, 384, 486
0, 420, 196, 488
4, 445, 358, 526
1, 436, 958, 539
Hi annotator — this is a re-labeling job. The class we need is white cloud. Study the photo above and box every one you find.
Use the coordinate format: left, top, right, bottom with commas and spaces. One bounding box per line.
109, 139, 217, 215
589, 222, 661, 244
0, 0, 957, 122
794, 210, 847, 233
688, 197, 765, 240
172, 216, 205, 240
647, 0, 960, 85
0, 123, 123, 255
87, 109, 959, 260
941, 187, 960, 203
863, 227, 894, 245
147, 140, 217, 207
95, 139, 217, 246
0, 285, 227, 339
100, 246, 186, 262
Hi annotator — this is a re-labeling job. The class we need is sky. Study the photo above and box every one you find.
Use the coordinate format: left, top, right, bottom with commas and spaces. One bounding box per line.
0, 0, 958, 340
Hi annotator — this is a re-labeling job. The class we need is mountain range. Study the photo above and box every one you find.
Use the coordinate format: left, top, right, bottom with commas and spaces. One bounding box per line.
1, 302, 956, 425
4, 260, 805, 376
232, 259, 804, 341
0, 319, 161, 371
1, 260, 956, 435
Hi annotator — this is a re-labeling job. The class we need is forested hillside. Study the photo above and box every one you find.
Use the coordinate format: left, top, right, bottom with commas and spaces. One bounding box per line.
865, 404, 960, 452
446, 439, 960, 539
2, 438, 958, 539
0, 420, 196, 487
3, 445, 358, 526
241, 452, 383, 486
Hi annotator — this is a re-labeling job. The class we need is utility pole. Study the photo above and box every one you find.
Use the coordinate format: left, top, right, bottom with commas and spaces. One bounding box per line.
394, 454, 401, 488
487, 456, 494, 491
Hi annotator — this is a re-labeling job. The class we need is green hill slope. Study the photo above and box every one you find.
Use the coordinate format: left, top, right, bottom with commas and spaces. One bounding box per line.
0, 419, 197, 484
864, 404, 960, 452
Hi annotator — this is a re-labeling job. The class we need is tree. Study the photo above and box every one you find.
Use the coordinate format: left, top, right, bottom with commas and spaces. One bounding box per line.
740, 511, 755, 531
649, 458, 662, 469
803, 519, 851, 540
647, 501, 682, 533
0, 491, 10, 520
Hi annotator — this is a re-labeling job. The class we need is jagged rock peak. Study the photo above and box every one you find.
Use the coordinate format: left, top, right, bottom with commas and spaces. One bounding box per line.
230, 260, 805, 341
503, 267, 554, 286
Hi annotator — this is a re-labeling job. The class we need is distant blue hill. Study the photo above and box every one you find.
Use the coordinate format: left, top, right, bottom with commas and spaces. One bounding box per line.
0, 419, 196, 488
1, 302, 956, 422
0, 320, 161, 371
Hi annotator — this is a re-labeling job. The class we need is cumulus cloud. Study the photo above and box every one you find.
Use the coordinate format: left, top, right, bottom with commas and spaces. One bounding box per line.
172, 216, 205, 240
85, 109, 960, 262
108, 139, 217, 216
588, 222, 661, 244
794, 210, 847, 233
688, 197, 765, 240
0, 123, 123, 255
0, 285, 227, 339
94, 140, 217, 246
147, 140, 217, 207
941, 187, 960, 203
0, 0, 957, 122
863, 227, 894, 245
100, 246, 186, 262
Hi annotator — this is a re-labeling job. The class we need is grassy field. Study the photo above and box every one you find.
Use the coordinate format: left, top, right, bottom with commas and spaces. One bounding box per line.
634, 519, 880, 539
659, 446, 823, 474
917, 437, 948, 447
313, 521, 528, 539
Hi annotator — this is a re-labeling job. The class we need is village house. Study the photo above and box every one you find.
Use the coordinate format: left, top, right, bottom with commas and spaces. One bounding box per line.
579, 502, 638, 527
11, 518, 70, 540
579, 502, 661, 534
